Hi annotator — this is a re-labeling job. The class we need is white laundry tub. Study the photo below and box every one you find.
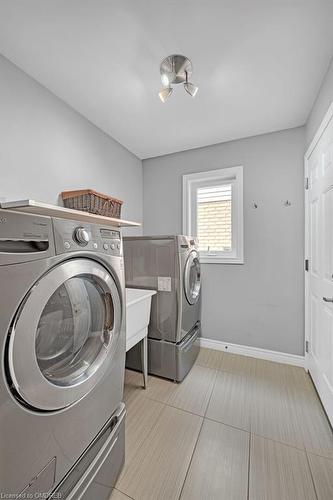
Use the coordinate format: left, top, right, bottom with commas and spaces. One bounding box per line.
125, 288, 156, 352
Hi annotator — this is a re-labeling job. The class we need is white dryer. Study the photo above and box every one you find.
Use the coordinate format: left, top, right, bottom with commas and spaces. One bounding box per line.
0, 209, 126, 498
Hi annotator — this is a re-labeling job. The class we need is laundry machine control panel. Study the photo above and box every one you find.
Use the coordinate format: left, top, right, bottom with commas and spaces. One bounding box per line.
52, 218, 122, 256
177, 235, 199, 253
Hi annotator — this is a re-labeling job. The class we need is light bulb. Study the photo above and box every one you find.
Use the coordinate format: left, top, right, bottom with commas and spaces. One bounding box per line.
184, 82, 198, 97
161, 73, 169, 86
158, 87, 173, 103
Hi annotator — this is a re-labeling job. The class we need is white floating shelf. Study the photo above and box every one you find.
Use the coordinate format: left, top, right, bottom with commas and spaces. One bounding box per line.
0, 200, 141, 228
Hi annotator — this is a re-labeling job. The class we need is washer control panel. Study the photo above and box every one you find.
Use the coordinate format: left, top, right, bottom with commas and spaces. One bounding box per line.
53, 218, 122, 256
177, 235, 199, 253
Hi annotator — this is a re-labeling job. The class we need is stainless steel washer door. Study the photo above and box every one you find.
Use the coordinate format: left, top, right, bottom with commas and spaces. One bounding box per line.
7, 259, 122, 411
184, 251, 201, 305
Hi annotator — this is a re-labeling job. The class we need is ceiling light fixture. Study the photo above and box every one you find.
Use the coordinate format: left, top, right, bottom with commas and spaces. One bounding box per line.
158, 54, 198, 103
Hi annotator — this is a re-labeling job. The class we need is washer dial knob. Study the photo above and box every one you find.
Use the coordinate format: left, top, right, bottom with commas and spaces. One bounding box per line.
74, 227, 90, 246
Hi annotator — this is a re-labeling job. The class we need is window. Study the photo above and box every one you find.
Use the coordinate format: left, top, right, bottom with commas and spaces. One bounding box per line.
183, 166, 244, 264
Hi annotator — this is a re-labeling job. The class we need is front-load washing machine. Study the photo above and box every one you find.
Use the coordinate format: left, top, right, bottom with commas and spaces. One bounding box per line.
0, 209, 126, 498
124, 235, 201, 381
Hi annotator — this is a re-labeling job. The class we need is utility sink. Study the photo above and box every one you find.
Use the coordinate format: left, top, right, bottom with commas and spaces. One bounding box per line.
125, 288, 156, 352
125, 288, 156, 389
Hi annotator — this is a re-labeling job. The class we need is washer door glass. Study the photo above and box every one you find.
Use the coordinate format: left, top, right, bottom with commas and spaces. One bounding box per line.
36, 275, 113, 387
184, 251, 201, 305
7, 259, 122, 411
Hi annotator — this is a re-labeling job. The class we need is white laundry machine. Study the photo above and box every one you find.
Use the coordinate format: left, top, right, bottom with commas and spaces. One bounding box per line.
0, 209, 126, 498
124, 235, 201, 381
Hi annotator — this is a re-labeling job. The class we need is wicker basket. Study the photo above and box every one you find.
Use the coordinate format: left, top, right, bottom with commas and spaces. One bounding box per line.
61, 189, 123, 218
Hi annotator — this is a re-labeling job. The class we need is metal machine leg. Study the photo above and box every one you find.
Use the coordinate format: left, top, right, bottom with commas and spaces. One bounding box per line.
141, 336, 148, 389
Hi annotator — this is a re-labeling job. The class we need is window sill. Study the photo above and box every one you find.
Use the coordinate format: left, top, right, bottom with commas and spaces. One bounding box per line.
200, 256, 244, 265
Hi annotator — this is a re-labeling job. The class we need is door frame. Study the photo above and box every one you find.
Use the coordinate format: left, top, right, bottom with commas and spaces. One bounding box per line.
304, 101, 333, 372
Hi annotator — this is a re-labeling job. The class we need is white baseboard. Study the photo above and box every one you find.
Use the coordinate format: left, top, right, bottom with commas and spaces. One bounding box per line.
197, 337, 305, 368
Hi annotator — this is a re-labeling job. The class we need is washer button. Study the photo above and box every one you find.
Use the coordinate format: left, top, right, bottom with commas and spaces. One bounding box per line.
117, 243, 121, 249
103, 243, 108, 250
111, 243, 115, 250
93, 242, 98, 249
64, 241, 71, 249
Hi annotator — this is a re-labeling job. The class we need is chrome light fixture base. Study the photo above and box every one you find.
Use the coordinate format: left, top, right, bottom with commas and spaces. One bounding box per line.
159, 54, 198, 102
160, 54, 193, 85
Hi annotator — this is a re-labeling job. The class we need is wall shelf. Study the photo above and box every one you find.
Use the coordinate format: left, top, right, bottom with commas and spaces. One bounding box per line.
0, 200, 141, 228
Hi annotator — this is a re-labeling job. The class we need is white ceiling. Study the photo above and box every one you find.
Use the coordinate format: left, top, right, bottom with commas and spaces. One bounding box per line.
0, 1, 332, 159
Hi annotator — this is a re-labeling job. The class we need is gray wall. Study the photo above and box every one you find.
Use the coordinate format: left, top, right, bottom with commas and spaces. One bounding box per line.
143, 127, 305, 355
306, 56, 333, 147
0, 55, 143, 234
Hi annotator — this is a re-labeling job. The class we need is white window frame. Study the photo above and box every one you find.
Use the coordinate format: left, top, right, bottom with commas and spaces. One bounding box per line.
182, 166, 244, 264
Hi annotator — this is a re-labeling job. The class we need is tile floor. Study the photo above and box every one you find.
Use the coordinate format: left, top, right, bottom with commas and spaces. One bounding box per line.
111, 349, 333, 500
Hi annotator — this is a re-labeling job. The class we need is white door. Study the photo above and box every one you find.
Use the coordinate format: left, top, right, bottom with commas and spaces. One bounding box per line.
306, 104, 333, 425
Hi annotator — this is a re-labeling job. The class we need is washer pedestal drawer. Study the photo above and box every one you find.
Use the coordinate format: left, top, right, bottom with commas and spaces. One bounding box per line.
126, 322, 200, 382
51, 404, 125, 500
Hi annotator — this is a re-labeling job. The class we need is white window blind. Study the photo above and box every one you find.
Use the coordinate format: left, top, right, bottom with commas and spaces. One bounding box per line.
197, 184, 232, 253
183, 166, 244, 264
